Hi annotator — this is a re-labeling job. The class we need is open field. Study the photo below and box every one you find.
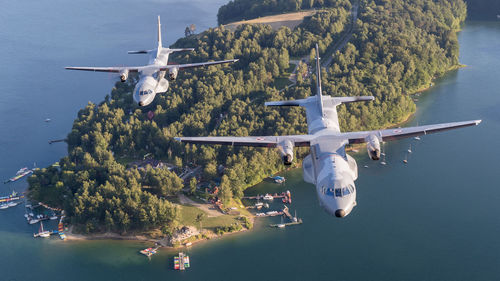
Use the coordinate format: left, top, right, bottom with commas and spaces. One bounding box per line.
223, 10, 317, 31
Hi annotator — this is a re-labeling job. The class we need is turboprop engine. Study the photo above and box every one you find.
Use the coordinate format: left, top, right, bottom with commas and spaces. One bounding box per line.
119, 69, 129, 82
168, 67, 179, 81
366, 134, 381, 160
278, 140, 294, 165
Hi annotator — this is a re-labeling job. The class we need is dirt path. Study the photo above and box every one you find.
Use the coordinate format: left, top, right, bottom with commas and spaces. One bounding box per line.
178, 194, 223, 217
322, 1, 359, 70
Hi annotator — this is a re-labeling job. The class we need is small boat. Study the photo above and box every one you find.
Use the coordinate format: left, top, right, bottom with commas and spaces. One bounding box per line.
34, 222, 51, 238
0, 204, 9, 209
59, 232, 67, 240
277, 216, 286, 228
380, 161, 387, 165
4, 168, 33, 184
414, 136, 421, 141
266, 211, 279, 216
263, 194, 274, 201
407, 144, 412, 153
256, 213, 265, 216
29, 218, 39, 224
50, 214, 58, 220
363, 165, 369, 168
7, 201, 19, 207
45, 118, 51, 122
403, 154, 408, 164
271, 176, 286, 184
254, 202, 263, 207
140, 247, 158, 257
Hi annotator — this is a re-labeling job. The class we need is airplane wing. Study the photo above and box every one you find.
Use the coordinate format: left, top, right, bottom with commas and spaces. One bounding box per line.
174, 134, 313, 147
65, 66, 141, 73
344, 120, 482, 144
65, 59, 237, 73
160, 59, 238, 71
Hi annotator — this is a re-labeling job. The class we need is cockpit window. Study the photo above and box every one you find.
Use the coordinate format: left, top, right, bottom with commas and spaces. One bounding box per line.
335, 189, 342, 197
342, 187, 350, 196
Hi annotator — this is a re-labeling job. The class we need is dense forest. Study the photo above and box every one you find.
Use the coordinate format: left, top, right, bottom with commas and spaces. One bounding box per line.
28, 0, 467, 234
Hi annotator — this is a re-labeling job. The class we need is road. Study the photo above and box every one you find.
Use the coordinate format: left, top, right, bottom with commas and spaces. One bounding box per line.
321, 1, 359, 70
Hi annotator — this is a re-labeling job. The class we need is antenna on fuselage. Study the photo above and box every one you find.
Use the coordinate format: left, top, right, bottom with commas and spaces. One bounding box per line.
315, 44, 325, 116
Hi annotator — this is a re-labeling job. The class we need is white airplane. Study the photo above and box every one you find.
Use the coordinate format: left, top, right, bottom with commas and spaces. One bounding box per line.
66, 16, 238, 107
175, 44, 481, 218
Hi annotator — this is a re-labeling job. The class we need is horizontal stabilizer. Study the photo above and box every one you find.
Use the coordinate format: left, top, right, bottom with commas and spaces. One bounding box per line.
265, 100, 306, 107
166, 48, 195, 53
128, 50, 153, 54
333, 96, 374, 105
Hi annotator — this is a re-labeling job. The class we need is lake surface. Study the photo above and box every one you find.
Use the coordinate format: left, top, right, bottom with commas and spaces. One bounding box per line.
0, 1, 499, 280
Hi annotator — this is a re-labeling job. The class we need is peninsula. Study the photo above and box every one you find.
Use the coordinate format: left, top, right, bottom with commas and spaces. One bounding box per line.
28, 0, 467, 244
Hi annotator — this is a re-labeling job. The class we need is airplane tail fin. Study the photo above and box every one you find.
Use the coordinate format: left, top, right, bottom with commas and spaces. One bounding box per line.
314, 44, 325, 116
157, 15, 162, 49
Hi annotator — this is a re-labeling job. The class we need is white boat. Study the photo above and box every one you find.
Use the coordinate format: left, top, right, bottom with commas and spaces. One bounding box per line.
256, 213, 266, 216
266, 211, 278, 216
363, 165, 369, 168
497, 14, 500, 19
29, 219, 40, 224
407, 144, 412, 153
254, 202, 264, 207
34, 222, 51, 238
380, 161, 387, 165
7, 201, 19, 207
263, 194, 274, 201
414, 136, 421, 141
45, 118, 51, 122
50, 215, 58, 220
0, 204, 9, 209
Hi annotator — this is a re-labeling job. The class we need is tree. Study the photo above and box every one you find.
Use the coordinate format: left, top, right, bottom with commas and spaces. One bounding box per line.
189, 177, 198, 195
195, 213, 205, 230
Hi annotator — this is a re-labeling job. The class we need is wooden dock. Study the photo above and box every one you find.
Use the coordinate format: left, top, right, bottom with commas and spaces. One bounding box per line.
269, 206, 303, 228
48, 139, 66, 144
270, 218, 303, 228
243, 193, 287, 200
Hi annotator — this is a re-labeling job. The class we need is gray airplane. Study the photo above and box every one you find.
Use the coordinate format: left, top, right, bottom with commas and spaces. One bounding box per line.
66, 16, 238, 107
175, 44, 481, 218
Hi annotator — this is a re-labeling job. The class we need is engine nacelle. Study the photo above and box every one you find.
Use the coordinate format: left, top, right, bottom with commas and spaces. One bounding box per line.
366, 134, 381, 160
278, 140, 294, 166
168, 67, 179, 81
119, 69, 129, 82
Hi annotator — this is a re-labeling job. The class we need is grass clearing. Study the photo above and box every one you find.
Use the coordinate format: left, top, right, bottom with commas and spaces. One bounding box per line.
178, 205, 240, 230
223, 10, 317, 31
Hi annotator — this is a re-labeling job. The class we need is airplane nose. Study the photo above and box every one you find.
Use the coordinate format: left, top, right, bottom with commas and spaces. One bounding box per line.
334, 209, 346, 218
138, 101, 144, 106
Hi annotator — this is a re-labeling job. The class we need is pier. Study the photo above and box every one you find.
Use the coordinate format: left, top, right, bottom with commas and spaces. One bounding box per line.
269, 206, 303, 228
48, 139, 66, 144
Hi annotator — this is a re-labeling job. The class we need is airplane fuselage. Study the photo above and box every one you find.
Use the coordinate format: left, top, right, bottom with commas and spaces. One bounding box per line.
302, 127, 358, 217
134, 49, 171, 107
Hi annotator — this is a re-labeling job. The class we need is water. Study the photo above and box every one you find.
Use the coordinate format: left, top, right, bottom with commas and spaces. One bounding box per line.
0, 1, 499, 279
